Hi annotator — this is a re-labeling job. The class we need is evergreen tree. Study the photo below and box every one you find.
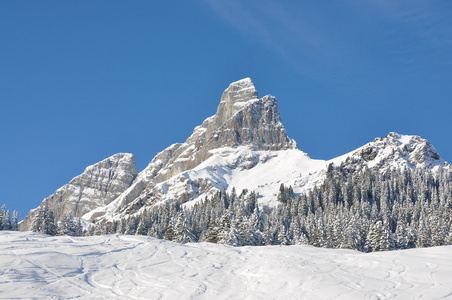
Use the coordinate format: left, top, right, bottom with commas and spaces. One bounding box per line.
75, 218, 83, 236
277, 184, 287, 204
0, 205, 8, 230
164, 221, 175, 241
204, 224, 220, 244
31, 208, 46, 233
366, 220, 395, 252
43, 209, 58, 236
173, 211, 195, 243
11, 210, 19, 231
2, 209, 11, 231
277, 224, 290, 245
58, 213, 77, 236
217, 214, 232, 245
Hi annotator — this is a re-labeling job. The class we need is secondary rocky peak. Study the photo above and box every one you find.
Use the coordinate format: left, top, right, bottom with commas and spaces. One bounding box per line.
20, 153, 137, 230
340, 132, 450, 172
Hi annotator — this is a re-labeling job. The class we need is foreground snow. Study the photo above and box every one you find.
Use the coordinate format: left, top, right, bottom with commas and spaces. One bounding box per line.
1, 232, 451, 299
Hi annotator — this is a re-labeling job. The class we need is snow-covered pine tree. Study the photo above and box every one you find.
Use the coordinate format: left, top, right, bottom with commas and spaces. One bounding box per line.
58, 213, 77, 236
366, 220, 395, 252
75, 218, 83, 236
2, 209, 11, 231
31, 208, 46, 233
0, 205, 8, 230
11, 210, 19, 231
173, 211, 195, 243
43, 209, 58, 236
164, 221, 175, 241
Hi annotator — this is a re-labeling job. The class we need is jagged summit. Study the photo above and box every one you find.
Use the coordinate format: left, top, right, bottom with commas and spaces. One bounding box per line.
216, 78, 258, 124
220, 78, 257, 104
146, 78, 297, 182
81, 78, 298, 221
203, 77, 296, 150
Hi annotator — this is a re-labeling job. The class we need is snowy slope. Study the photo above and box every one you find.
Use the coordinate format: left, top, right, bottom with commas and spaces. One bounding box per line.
86, 146, 328, 220
1, 231, 452, 299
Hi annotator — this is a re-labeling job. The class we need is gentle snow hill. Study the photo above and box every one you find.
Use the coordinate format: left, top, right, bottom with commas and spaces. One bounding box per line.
1, 231, 452, 299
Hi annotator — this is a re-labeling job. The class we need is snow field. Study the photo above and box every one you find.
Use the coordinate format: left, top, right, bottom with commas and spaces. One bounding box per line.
1, 232, 452, 299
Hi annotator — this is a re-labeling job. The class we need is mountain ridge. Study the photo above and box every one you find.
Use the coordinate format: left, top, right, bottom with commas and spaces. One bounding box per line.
20, 79, 451, 229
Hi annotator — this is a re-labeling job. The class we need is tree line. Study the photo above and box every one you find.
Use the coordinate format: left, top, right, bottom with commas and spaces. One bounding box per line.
0, 204, 19, 231
31, 208, 83, 236
31, 164, 452, 252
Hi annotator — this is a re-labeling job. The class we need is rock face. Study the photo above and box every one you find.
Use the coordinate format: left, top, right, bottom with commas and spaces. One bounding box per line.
20, 153, 137, 230
148, 77, 296, 183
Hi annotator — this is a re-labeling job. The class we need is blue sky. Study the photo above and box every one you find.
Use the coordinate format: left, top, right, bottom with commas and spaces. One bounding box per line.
2, 1, 452, 219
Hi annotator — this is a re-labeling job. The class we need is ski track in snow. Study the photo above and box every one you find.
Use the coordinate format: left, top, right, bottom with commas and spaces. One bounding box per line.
1, 232, 452, 299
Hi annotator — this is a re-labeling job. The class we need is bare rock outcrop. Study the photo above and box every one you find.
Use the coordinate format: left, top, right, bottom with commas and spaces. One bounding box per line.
149, 77, 296, 183
20, 153, 137, 230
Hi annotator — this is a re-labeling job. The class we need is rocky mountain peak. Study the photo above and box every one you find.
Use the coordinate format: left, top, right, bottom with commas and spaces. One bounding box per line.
215, 78, 258, 125
85, 79, 298, 218
146, 78, 297, 182
222, 77, 257, 101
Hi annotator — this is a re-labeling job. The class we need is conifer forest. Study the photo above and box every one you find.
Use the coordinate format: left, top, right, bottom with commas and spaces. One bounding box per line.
26, 164, 452, 253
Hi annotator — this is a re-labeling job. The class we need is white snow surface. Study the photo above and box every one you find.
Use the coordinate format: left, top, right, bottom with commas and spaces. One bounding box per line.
191, 147, 327, 207
1, 232, 452, 299
147, 146, 327, 211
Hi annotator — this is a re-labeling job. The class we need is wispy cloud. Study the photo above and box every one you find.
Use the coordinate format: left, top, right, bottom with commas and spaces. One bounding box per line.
203, 0, 452, 92
202, 0, 351, 78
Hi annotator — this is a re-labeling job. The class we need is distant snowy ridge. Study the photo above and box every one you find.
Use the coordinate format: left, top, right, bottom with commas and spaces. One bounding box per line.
21, 78, 452, 228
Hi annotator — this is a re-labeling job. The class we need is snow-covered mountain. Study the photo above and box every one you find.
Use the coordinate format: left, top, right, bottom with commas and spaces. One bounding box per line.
21, 78, 451, 228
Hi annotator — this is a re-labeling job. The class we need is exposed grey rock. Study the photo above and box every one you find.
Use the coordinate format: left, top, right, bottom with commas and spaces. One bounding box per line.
149, 78, 296, 182
20, 153, 137, 230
